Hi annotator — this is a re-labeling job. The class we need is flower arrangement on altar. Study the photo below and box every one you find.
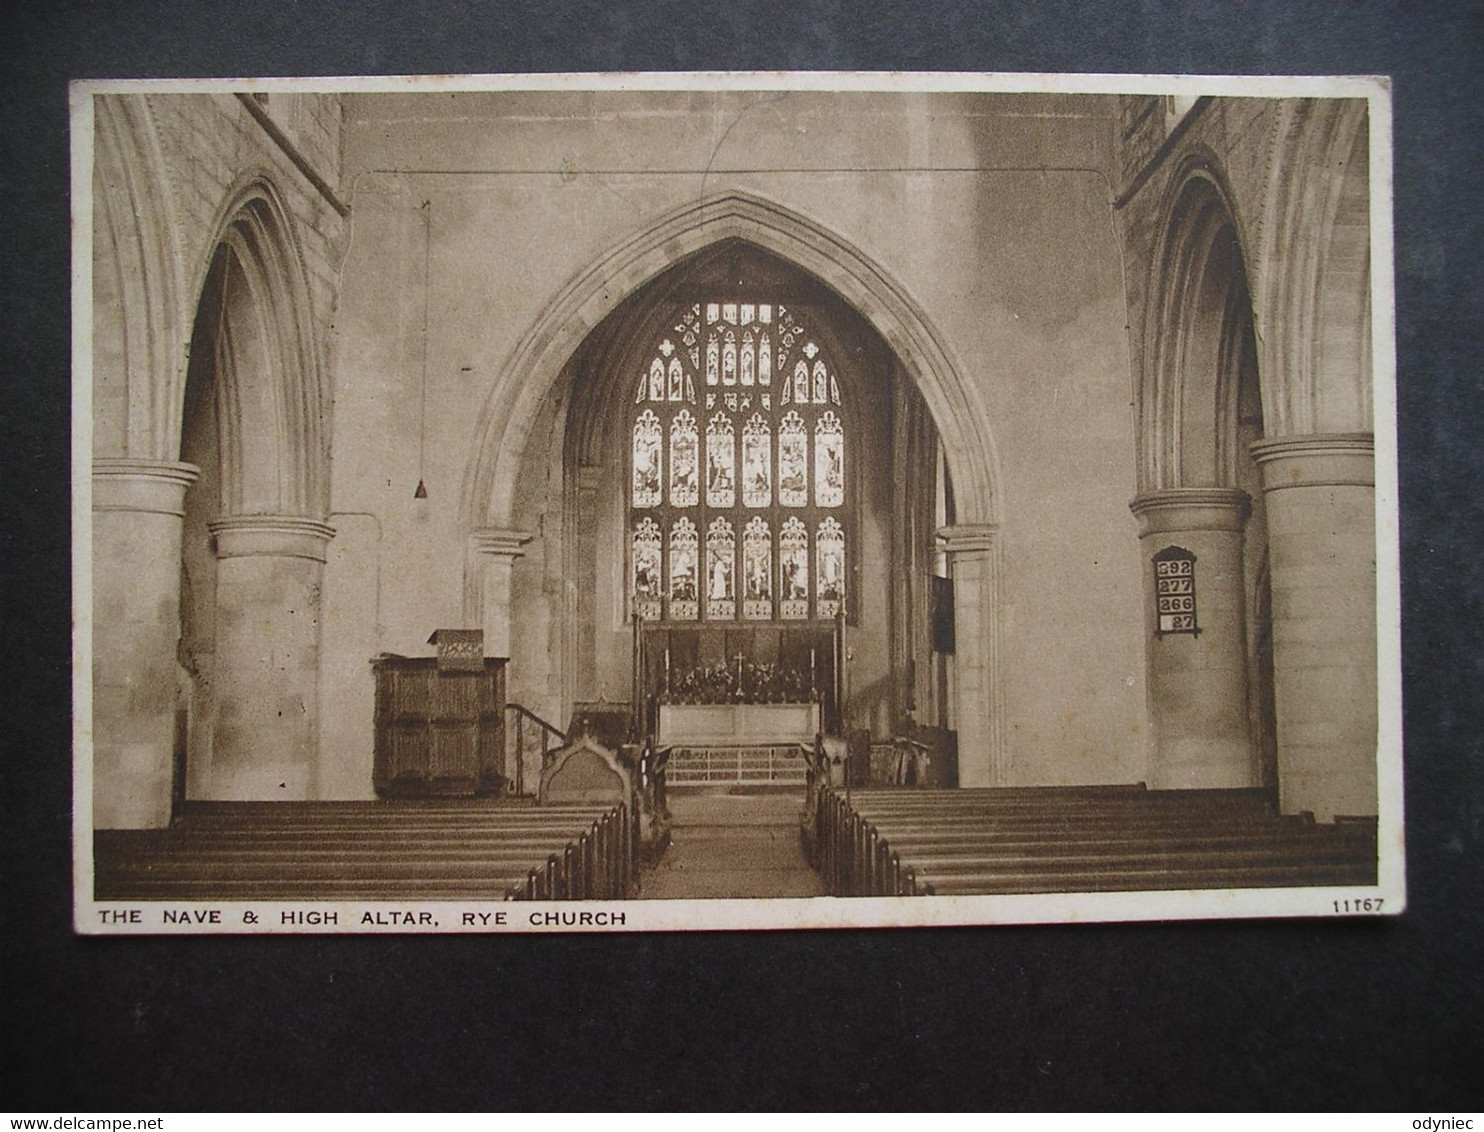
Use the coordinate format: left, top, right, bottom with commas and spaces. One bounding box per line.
663, 656, 817, 704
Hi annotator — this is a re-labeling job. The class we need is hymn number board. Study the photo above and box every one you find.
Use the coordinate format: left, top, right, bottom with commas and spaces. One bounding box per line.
1153, 547, 1199, 637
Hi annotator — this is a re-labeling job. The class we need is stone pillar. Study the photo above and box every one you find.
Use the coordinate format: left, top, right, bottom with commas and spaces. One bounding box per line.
1130, 489, 1255, 789
1251, 434, 1376, 820
92, 459, 200, 828
203, 515, 335, 800
937, 524, 1003, 787
472, 528, 533, 659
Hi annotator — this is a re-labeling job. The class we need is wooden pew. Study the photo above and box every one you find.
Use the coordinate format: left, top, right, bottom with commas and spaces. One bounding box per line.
813, 786, 1378, 897
95, 799, 637, 902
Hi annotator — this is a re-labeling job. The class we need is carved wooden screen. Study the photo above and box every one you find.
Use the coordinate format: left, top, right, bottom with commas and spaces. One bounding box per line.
631, 301, 849, 623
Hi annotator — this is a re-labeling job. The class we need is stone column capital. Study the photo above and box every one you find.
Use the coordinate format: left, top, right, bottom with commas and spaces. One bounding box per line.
935, 523, 998, 556
209, 514, 336, 562
471, 527, 534, 562
472, 529, 531, 659
1250, 432, 1374, 490
1129, 487, 1251, 537
93, 459, 200, 515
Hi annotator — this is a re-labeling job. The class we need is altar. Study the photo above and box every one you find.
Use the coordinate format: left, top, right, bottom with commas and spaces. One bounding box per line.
658, 701, 821, 748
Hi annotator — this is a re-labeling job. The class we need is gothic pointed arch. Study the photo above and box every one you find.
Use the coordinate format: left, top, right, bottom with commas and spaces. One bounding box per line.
1140, 157, 1259, 491
460, 191, 1000, 533
182, 172, 331, 517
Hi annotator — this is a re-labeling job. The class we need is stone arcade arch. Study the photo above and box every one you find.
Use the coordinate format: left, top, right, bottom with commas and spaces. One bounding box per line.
459, 194, 1009, 786
1132, 165, 1274, 792
91, 150, 334, 827
175, 175, 335, 803
1133, 110, 1378, 819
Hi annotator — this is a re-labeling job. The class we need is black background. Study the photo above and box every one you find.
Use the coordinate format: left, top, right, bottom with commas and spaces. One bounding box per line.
3, 1, 1481, 1112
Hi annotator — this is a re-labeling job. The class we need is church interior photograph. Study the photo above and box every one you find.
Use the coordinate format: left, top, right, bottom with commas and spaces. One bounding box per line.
79, 79, 1396, 919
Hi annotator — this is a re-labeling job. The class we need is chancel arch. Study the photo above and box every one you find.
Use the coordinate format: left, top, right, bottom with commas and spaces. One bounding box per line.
461, 192, 999, 533
473, 215, 1007, 786
557, 243, 938, 753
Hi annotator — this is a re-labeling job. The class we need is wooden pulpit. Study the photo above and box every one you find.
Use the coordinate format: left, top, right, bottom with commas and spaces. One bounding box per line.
372, 641, 507, 796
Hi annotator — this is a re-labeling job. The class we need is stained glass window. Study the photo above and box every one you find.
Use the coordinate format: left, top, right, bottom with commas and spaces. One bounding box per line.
816, 517, 845, 619
706, 412, 735, 509
705, 517, 736, 620
633, 517, 662, 621
669, 410, 698, 507
630, 300, 851, 622
780, 517, 809, 620
742, 413, 771, 508
743, 516, 772, 620
669, 516, 699, 621
793, 360, 809, 405
633, 409, 662, 508
815, 411, 844, 508
778, 411, 808, 507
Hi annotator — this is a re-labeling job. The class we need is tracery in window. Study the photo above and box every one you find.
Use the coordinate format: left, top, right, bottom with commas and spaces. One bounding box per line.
629, 299, 851, 622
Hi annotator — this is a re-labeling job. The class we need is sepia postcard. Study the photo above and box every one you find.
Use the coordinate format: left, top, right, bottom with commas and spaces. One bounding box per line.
72, 71, 1403, 934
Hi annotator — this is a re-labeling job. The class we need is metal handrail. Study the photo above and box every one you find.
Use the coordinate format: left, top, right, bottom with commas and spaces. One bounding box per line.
506, 701, 566, 738
505, 702, 568, 796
